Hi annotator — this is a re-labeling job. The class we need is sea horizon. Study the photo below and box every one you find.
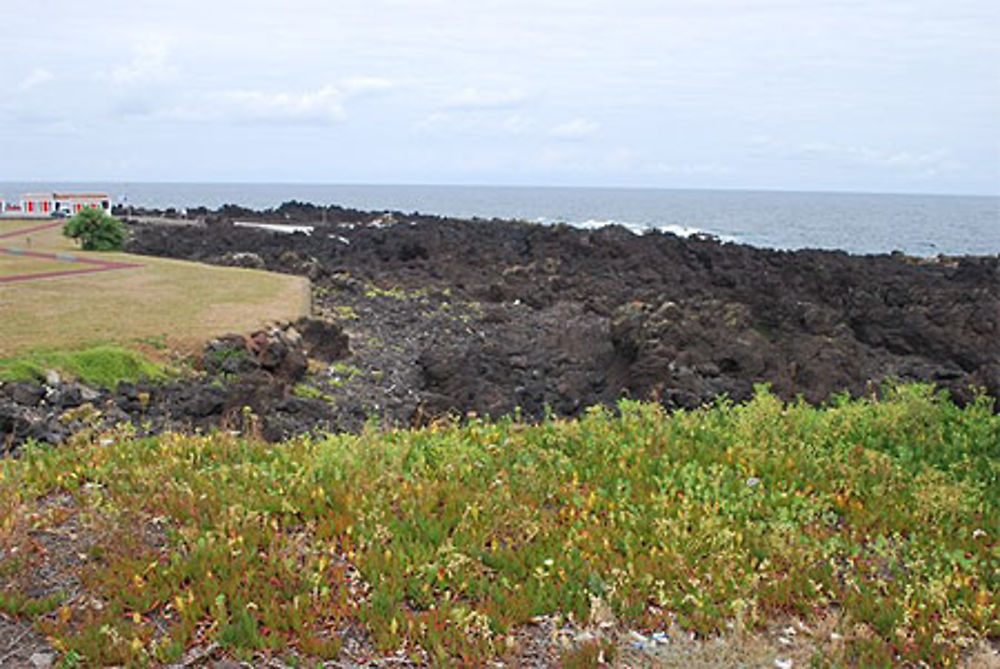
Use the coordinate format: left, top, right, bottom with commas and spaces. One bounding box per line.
2, 181, 998, 257
3, 179, 997, 199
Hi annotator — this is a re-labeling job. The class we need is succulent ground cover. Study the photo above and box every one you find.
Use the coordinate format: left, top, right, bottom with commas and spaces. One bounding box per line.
0, 385, 997, 666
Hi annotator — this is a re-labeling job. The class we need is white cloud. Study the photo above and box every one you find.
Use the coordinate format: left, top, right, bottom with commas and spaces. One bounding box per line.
535, 146, 643, 173
607, 147, 641, 170
654, 162, 732, 175
107, 39, 178, 86
225, 87, 346, 123
795, 142, 963, 174
745, 133, 777, 147
33, 120, 81, 137
341, 77, 397, 95
142, 76, 398, 125
422, 86, 533, 135
419, 110, 533, 136
537, 146, 572, 168
18, 68, 54, 90
548, 118, 600, 139
444, 87, 528, 110
0, 0, 995, 192
747, 136, 966, 177
168, 86, 346, 124
161, 76, 395, 125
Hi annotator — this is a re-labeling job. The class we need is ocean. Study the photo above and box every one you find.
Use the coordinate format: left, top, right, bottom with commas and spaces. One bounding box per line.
1, 182, 997, 257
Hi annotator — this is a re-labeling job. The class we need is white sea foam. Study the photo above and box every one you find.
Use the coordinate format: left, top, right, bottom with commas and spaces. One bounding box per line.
537, 216, 728, 241
234, 221, 314, 235
654, 223, 714, 239
575, 218, 651, 235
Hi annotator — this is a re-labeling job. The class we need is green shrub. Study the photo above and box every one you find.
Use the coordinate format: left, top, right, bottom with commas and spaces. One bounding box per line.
62, 208, 127, 251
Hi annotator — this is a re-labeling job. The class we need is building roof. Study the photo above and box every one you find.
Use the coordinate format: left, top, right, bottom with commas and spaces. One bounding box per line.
20, 192, 109, 200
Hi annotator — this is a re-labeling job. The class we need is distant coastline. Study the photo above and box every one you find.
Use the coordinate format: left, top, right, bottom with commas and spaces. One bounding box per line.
2, 182, 998, 257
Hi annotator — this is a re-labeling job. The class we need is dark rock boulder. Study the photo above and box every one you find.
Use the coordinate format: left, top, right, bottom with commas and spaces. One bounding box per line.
5, 382, 45, 407
212, 252, 267, 270
203, 326, 309, 383
203, 334, 261, 376
248, 329, 307, 383
295, 318, 350, 363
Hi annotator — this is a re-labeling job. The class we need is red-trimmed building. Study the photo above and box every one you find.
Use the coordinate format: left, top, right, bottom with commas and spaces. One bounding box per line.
0, 199, 23, 214
20, 193, 54, 216
15, 192, 112, 217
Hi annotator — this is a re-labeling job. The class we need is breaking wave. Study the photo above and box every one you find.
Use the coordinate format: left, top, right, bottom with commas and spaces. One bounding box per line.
536, 216, 735, 242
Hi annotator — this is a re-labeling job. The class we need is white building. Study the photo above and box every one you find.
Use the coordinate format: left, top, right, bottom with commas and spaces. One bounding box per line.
0, 198, 23, 215
0, 192, 112, 217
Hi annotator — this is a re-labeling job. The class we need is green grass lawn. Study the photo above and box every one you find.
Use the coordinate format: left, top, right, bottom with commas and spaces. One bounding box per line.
0, 219, 55, 236
1, 385, 997, 666
0, 255, 81, 277
0, 345, 170, 387
0, 220, 310, 357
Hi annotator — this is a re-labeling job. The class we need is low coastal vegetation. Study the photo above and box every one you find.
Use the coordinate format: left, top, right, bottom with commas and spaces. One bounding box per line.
1, 384, 997, 665
0, 345, 169, 388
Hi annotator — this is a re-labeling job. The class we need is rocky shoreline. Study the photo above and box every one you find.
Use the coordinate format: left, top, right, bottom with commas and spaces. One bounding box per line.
3, 201, 998, 451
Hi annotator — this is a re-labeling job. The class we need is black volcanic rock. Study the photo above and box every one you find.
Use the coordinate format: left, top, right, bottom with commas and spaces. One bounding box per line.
123, 208, 999, 422
10, 203, 994, 450
295, 318, 350, 363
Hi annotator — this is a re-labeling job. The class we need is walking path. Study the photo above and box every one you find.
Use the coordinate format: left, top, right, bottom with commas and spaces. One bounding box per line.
0, 221, 143, 284
0, 220, 64, 240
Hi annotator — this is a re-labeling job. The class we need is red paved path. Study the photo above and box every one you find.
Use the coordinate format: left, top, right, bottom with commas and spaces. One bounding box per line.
0, 221, 142, 284
0, 220, 64, 240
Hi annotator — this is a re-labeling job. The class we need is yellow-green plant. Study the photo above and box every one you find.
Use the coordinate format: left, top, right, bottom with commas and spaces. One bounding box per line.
0, 385, 996, 665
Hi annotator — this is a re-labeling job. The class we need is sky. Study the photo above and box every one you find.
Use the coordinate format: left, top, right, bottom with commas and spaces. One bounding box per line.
2, 0, 998, 195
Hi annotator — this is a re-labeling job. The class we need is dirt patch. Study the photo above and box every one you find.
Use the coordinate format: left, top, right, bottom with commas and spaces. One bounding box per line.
0, 617, 53, 668
0, 493, 87, 668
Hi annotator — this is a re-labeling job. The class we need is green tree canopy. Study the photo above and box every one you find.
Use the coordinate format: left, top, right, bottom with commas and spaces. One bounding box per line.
62, 208, 127, 251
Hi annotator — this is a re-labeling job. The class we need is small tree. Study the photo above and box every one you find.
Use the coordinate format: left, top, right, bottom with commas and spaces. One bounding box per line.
62, 208, 127, 251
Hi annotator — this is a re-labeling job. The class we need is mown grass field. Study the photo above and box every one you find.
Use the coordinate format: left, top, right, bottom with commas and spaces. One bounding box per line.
1, 386, 997, 666
0, 219, 310, 357
0, 255, 80, 278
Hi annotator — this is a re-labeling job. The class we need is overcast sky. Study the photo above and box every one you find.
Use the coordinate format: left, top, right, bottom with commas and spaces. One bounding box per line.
2, 0, 998, 194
